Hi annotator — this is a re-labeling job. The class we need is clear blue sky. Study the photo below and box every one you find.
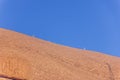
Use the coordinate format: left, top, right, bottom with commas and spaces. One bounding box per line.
0, 0, 120, 56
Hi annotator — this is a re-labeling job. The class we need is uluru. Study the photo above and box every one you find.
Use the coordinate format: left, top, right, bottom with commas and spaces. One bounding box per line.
0, 28, 120, 80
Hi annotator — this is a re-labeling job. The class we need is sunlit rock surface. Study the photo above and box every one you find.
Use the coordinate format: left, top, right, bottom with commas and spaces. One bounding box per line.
0, 28, 120, 80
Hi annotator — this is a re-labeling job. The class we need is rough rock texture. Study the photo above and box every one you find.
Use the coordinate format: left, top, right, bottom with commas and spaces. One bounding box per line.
0, 28, 120, 80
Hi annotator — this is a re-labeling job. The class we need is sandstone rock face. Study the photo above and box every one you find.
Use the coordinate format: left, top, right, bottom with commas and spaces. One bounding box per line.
0, 28, 120, 80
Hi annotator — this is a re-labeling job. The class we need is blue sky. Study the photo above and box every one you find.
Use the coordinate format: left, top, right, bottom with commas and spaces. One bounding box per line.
0, 0, 120, 56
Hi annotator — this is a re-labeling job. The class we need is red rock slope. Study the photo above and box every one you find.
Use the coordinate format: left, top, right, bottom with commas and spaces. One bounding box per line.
0, 28, 120, 80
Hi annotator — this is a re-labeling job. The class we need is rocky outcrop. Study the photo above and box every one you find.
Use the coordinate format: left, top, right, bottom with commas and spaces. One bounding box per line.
0, 28, 120, 80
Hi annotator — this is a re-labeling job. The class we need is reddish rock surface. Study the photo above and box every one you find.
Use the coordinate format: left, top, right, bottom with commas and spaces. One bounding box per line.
0, 28, 120, 80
